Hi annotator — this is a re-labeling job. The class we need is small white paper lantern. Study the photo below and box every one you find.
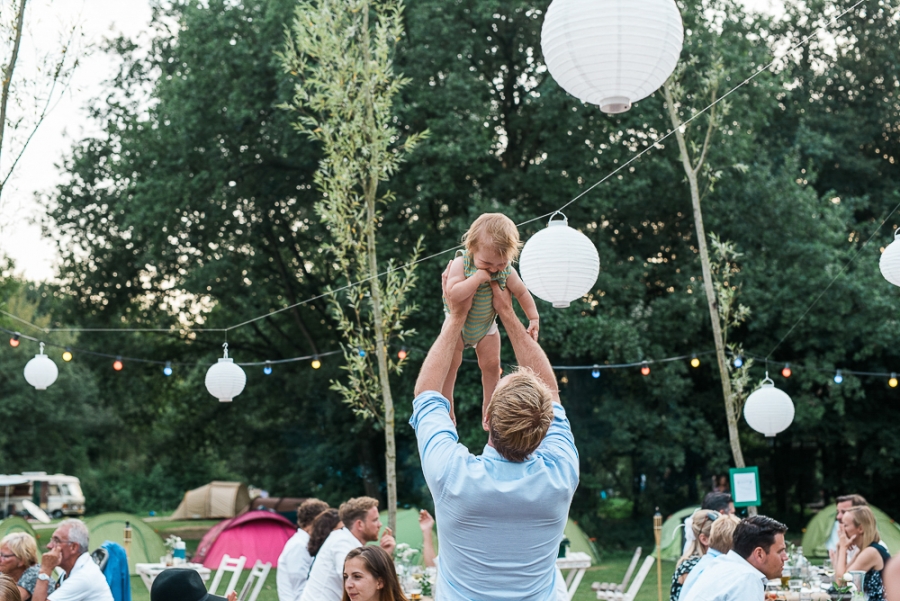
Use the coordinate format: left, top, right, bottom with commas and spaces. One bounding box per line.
520, 212, 600, 308
205, 343, 246, 402
24, 342, 59, 390
743, 376, 795, 437
879, 229, 900, 286
541, 0, 684, 113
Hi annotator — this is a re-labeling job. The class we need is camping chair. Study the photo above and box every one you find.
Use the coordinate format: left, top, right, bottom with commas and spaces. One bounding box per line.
602, 555, 655, 601
237, 560, 272, 601
592, 547, 641, 599
209, 554, 246, 596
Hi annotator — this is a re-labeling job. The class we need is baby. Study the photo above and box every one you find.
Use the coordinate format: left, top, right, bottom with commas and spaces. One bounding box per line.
442, 213, 539, 427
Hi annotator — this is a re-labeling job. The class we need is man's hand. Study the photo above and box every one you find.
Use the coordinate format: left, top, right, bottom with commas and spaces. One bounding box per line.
489, 280, 513, 316
526, 318, 540, 341
40, 546, 62, 574
380, 527, 396, 555
443, 260, 474, 317
418, 509, 435, 533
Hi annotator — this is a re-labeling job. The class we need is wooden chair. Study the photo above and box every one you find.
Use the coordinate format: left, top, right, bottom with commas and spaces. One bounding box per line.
237, 560, 272, 601
209, 554, 246, 596
592, 547, 642, 599
606, 555, 655, 601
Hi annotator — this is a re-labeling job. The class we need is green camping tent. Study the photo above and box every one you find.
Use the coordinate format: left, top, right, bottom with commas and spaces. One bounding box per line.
657, 506, 699, 561
379, 508, 599, 564
801, 504, 900, 558
0, 516, 37, 544
85, 512, 167, 575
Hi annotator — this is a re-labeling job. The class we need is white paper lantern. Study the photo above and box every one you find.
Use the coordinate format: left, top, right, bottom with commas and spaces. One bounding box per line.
24, 342, 59, 390
205, 344, 246, 402
879, 229, 900, 286
541, 0, 684, 113
743, 376, 794, 437
520, 213, 600, 308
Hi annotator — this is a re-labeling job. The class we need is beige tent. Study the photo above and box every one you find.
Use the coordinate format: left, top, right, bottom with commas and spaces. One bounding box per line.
171, 482, 251, 519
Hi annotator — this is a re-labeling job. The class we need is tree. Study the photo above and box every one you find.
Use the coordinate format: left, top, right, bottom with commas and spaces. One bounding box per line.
280, 0, 427, 533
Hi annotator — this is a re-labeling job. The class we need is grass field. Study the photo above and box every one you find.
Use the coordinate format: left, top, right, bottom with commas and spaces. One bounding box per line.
126, 553, 676, 601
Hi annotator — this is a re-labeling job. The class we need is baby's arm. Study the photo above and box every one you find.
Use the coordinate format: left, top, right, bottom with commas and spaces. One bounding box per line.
506, 268, 540, 341
445, 257, 490, 304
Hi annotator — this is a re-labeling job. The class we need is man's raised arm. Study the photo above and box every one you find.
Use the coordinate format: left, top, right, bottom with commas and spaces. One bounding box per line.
414, 262, 472, 397
490, 280, 560, 404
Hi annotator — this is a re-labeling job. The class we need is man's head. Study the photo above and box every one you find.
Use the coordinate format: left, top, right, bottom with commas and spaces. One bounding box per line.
296, 498, 330, 530
48, 519, 89, 572
702, 492, 735, 515
708, 514, 742, 554
836, 494, 868, 522
485, 366, 554, 462
339, 497, 381, 544
733, 515, 789, 579
151, 568, 228, 601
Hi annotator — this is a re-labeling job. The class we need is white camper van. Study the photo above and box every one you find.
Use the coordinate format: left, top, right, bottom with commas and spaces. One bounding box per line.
4, 472, 85, 518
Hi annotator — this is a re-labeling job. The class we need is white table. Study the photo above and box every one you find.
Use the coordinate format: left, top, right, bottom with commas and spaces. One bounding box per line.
135, 562, 212, 591
557, 551, 592, 600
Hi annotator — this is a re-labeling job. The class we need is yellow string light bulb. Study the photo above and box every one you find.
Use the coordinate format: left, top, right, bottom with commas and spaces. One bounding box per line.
890, 373, 898, 388
690, 355, 700, 368
311, 358, 321, 370
62, 349, 73, 362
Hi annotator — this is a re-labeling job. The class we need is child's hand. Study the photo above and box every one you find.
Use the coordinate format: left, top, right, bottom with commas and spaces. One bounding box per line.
418, 509, 435, 532
526, 318, 539, 341
475, 269, 493, 283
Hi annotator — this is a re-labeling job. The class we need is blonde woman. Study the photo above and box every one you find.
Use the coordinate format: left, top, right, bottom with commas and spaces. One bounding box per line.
835, 506, 891, 601
0, 533, 53, 601
670, 510, 719, 601
0, 574, 22, 601
679, 514, 741, 600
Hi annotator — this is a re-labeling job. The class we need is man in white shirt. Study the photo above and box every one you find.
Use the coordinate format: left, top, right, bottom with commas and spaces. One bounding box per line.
31, 519, 114, 601
682, 515, 788, 601
277, 498, 330, 601
299, 496, 396, 601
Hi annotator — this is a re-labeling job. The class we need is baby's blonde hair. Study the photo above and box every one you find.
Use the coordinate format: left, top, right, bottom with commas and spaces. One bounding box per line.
462, 213, 522, 262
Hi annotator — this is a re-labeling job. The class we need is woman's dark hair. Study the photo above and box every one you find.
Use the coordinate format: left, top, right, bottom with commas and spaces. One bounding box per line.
341, 547, 407, 601
308, 509, 342, 557
733, 515, 788, 559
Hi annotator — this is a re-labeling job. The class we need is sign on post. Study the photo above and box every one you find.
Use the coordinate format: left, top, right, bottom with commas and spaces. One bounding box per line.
729, 467, 760, 507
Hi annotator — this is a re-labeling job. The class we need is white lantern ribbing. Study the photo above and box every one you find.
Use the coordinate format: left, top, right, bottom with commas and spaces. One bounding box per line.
743, 376, 794, 437
541, 0, 684, 113
879, 229, 900, 286
24, 342, 59, 390
520, 212, 600, 308
205, 343, 246, 403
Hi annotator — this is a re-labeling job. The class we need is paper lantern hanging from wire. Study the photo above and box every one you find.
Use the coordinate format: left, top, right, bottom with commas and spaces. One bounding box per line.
879, 229, 900, 286
743, 375, 794, 437
205, 343, 247, 402
520, 212, 600, 308
24, 342, 59, 390
540, 0, 684, 113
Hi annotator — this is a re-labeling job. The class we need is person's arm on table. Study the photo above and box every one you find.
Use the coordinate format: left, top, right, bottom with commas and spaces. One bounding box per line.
489, 280, 559, 404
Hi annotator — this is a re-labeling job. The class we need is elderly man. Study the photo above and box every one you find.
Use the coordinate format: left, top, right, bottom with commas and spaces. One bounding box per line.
277, 498, 330, 601
299, 496, 395, 601
682, 516, 788, 601
409, 267, 579, 600
31, 519, 113, 601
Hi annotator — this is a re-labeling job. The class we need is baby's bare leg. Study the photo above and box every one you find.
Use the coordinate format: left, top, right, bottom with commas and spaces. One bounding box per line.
440, 334, 465, 425
475, 331, 501, 432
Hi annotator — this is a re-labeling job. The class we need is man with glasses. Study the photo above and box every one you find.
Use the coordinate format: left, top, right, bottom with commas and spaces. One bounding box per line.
31, 519, 113, 601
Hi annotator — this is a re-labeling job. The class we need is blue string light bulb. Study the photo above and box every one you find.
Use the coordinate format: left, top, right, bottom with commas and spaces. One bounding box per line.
591, 365, 600, 379
833, 370, 842, 384
358, 347, 366, 357
163, 362, 173, 377
263, 361, 273, 375
733, 355, 743, 368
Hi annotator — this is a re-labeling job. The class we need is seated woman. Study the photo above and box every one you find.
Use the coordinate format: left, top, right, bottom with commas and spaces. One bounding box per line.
342, 546, 407, 601
0, 533, 54, 601
835, 506, 891, 601
679, 514, 741, 600
670, 509, 719, 601
308, 508, 343, 558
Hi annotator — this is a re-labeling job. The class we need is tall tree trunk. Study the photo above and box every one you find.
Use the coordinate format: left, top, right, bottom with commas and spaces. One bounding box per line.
0, 0, 28, 199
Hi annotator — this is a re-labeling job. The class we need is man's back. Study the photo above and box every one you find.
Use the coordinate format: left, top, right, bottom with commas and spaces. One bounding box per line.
277, 529, 312, 601
411, 392, 579, 601
681, 551, 766, 601
298, 528, 360, 601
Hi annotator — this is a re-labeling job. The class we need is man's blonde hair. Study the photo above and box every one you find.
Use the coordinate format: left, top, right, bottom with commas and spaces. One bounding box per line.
487, 367, 554, 462
462, 213, 522, 262
339, 496, 379, 529
708, 514, 741, 554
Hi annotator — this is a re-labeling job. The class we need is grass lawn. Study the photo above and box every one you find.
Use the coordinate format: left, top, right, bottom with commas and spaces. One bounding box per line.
127, 554, 676, 601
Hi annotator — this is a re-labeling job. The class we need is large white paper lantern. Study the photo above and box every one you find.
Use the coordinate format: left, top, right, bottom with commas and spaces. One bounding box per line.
520, 213, 600, 308
879, 229, 900, 286
24, 342, 59, 390
205, 344, 246, 402
743, 376, 794, 437
541, 0, 684, 113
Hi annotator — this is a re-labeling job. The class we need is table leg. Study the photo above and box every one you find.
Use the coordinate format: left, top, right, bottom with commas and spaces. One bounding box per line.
567, 568, 587, 601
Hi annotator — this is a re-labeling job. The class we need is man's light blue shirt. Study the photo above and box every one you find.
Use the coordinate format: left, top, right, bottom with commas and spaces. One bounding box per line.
678, 548, 722, 601
681, 550, 767, 601
410, 390, 579, 601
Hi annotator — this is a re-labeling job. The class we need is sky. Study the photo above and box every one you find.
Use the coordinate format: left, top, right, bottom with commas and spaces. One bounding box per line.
0, 0, 779, 283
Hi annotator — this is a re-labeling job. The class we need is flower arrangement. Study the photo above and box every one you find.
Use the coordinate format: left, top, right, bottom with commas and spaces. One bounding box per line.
164, 535, 183, 551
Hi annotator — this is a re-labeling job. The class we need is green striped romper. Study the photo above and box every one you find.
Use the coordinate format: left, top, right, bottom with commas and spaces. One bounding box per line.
443, 249, 512, 348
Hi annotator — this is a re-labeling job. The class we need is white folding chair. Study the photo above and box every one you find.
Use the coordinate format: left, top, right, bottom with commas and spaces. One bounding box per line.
237, 560, 272, 601
209, 554, 246, 596
608, 555, 655, 601
593, 547, 642, 599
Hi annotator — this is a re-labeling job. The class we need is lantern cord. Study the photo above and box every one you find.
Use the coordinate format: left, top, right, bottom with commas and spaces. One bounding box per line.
2, 0, 871, 337
764, 195, 900, 360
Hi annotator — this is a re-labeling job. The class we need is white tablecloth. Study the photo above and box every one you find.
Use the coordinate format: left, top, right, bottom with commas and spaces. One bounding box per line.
135, 562, 211, 591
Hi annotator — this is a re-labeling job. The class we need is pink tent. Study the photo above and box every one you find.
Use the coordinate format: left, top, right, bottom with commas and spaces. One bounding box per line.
194, 510, 297, 568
